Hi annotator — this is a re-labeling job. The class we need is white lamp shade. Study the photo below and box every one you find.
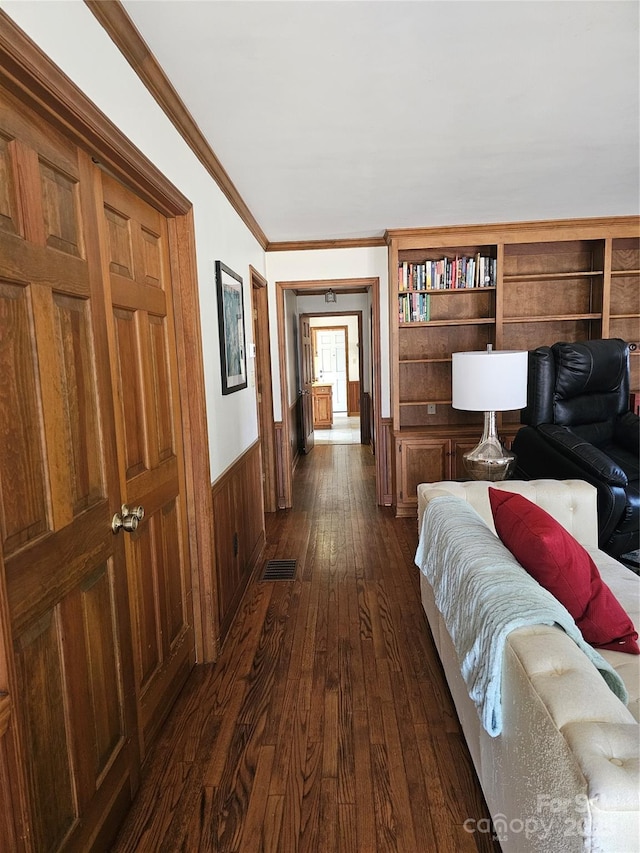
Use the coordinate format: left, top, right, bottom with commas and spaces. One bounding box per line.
452, 350, 528, 411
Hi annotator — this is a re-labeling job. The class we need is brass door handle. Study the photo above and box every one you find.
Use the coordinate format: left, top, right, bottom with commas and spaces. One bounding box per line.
112, 504, 145, 534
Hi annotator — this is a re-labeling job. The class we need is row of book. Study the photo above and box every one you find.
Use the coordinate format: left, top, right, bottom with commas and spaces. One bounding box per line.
399, 291, 430, 323
398, 255, 497, 290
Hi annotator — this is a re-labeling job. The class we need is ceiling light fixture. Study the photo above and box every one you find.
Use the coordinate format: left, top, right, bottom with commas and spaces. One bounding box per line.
325, 288, 337, 304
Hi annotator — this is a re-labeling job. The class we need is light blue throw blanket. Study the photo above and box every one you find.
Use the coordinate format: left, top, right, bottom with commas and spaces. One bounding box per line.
414, 496, 628, 737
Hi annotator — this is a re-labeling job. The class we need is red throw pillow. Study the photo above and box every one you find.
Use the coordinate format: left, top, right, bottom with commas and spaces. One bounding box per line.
488, 488, 639, 654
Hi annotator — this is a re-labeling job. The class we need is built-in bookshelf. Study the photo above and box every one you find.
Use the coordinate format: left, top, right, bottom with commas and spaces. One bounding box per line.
393, 245, 497, 429
397, 254, 497, 325
386, 217, 640, 516
609, 236, 640, 394
501, 240, 604, 352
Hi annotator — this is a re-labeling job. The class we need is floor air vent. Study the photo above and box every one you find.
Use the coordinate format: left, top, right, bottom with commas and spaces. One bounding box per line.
260, 559, 297, 581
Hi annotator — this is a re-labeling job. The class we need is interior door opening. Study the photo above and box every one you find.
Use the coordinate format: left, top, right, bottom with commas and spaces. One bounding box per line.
276, 277, 383, 509
310, 322, 360, 445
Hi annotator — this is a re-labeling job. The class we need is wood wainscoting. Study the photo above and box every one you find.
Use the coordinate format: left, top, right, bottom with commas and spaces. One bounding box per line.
379, 418, 394, 506
211, 441, 266, 644
347, 380, 361, 416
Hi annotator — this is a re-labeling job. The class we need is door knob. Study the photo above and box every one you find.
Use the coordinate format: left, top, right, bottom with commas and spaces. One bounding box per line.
112, 504, 145, 534
128, 505, 145, 522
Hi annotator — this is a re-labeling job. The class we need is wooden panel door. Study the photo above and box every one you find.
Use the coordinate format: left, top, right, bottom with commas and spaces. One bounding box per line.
250, 270, 276, 513
299, 314, 315, 453
99, 173, 194, 759
0, 90, 138, 850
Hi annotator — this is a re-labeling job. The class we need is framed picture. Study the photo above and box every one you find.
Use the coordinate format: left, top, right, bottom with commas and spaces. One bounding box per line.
215, 261, 247, 394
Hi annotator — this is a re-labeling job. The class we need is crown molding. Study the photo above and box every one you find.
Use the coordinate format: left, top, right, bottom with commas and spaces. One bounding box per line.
384, 215, 640, 246
267, 236, 386, 252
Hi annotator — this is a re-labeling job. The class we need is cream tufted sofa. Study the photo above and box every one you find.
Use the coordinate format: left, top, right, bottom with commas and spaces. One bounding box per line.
417, 479, 639, 853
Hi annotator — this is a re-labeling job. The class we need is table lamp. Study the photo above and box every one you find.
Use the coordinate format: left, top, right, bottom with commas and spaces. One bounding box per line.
452, 346, 528, 480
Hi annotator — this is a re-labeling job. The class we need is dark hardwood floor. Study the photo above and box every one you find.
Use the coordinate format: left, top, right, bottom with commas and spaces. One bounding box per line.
112, 445, 499, 852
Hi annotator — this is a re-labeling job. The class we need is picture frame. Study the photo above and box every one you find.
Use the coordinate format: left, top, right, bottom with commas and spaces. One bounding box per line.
215, 261, 247, 394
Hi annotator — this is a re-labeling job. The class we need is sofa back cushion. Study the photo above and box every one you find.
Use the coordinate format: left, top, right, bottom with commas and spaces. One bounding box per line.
489, 488, 639, 654
417, 479, 600, 549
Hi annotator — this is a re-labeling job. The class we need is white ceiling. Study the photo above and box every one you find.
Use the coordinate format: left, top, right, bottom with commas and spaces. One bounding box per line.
120, 0, 639, 243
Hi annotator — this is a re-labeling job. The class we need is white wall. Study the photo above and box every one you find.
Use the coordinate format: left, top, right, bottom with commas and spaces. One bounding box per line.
266, 247, 389, 421
2, 0, 264, 482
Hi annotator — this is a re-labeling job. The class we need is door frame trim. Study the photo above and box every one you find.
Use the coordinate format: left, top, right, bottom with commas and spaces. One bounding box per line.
0, 12, 219, 661
276, 277, 383, 507
249, 265, 277, 513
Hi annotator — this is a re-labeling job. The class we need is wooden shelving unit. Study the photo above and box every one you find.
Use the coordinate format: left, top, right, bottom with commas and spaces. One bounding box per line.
608, 236, 640, 395
501, 239, 605, 351
386, 217, 640, 516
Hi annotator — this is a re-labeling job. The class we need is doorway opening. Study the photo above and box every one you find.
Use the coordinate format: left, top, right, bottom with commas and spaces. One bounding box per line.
275, 277, 383, 508
309, 320, 361, 445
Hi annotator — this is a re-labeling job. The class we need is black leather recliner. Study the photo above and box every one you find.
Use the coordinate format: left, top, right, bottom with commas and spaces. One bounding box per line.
512, 339, 639, 557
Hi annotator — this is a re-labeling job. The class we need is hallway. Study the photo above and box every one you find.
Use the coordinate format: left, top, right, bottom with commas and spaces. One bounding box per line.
113, 445, 497, 852
314, 415, 361, 445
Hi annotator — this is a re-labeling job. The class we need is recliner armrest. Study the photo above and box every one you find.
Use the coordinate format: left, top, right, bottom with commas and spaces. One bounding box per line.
614, 412, 640, 455
539, 424, 628, 487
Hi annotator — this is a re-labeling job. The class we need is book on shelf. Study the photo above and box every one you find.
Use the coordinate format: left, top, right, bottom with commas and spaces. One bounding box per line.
398, 255, 496, 292
398, 291, 430, 323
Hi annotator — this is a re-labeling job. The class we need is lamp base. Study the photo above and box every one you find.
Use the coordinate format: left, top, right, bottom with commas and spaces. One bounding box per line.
463, 411, 516, 481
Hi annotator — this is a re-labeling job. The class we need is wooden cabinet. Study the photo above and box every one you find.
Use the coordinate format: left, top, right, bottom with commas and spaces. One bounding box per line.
392, 433, 448, 516
392, 430, 519, 516
391, 430, 468, 516
387, 218, 639, 515
312, 384, 333, 428
392, 429, 519, 516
